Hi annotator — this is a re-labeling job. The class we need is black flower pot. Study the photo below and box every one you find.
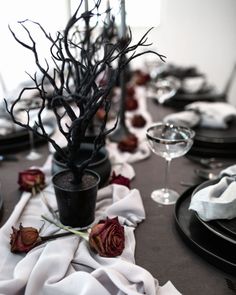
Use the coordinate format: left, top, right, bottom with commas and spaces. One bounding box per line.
52, 143, 111, 188
52, 169, 100, 228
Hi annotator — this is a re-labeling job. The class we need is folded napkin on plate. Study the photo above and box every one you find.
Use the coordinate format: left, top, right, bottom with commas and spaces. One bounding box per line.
164, 102, 236, 129
0, 156, 180, 295
189, 165, 236, 221
163, 110, 200, 128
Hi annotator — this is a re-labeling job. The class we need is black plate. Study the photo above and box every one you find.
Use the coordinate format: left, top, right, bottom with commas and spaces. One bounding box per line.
190, 144, 236, 157
216, 219, 236, 238
162, 90, 225, 109
192, 180, 236, 244
0, 124, 54, 154
194, 117, 236, 146
175, 185, 236, 275
189, 118, 236, 157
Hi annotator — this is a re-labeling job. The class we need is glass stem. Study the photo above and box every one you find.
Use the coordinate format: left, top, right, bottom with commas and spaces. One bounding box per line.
164, 159, 171, 194
29, 130, 35, 151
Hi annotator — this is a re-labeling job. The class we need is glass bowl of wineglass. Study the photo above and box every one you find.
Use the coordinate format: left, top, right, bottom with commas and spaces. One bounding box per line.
146, 122, 195, 205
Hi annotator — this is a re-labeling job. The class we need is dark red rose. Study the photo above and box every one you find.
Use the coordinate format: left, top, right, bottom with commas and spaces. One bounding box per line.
96, 107, 106, 121
126, 86, 136, 97
109, 172, 130, 188
125, 97, 138, 111
10, 224, 41, 253
133, 70, 150, 86
89, 217, 125, 257
131, 114, 147, 128
118, 134, 138, 153
18, 169, 45, 194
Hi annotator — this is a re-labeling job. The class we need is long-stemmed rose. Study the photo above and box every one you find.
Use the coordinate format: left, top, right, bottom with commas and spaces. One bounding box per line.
41, 215, 125, 257
10, 223, 78, 253
10, 216, 125, 257
18, 168, 45, 195
10, 223, 41, 253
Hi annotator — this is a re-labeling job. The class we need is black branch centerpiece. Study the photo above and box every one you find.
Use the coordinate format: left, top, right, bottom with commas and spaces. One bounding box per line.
5, 0, 165, 227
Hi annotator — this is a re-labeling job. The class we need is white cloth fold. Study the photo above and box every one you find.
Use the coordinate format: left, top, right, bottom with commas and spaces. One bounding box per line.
164, 102, 236, 129
163, 110, 200, 128
189, 165, 236, 221
106, 86, 152, 164
0, 156, 180, 295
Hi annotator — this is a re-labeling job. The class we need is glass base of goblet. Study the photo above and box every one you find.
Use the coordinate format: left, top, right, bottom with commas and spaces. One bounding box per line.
26, 150, 42, 161
151, 188, 179, 205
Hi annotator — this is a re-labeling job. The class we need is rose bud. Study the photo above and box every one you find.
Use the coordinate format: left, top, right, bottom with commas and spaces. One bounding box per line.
118, 134, 138, 153
126, 86, 136, 97
109, 172, 130, 188
133, 70, 151, 86
131, 114, 147, 128
96, 108, 106, 121
10, 223, 41, 253
89, 217, 125, 257
18, 169, 45, 194
125, 97, 138, 111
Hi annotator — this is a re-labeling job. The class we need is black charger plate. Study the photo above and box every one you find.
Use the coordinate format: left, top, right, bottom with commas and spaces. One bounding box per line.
192, 179, 236, 244
0, 124, 54, 154
175, 185, 236, 275
190, 118, 236, 157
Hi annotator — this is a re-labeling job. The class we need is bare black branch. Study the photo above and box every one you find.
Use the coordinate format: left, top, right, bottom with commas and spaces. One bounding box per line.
5, 0, 165, 184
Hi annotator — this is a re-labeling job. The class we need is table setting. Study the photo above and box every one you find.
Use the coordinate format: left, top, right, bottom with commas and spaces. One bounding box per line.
0, 155, 182, 295
1, 1, 236, 294
147, 62, 236, 108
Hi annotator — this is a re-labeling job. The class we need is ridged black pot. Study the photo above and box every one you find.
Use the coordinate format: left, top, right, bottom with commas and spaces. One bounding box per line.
52, 169, 100, 227
51, 143, 111, 188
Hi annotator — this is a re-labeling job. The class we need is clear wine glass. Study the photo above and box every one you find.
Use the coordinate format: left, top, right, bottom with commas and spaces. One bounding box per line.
146, 122, 195, 205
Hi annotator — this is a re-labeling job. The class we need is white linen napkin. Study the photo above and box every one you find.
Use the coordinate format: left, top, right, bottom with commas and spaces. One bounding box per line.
164, 102, 236, 129
189, 165, 236, 221
186, 101, 236, 129
0, 156, 181, 295
163, 110, 200, 128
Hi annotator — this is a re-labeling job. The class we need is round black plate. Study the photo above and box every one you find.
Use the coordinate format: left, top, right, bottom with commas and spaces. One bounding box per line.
216, 219, 236, 238
0, 124, 54, 154
192, 180, 236, 244
194, 118, 236, 145
175, 185, 236, 275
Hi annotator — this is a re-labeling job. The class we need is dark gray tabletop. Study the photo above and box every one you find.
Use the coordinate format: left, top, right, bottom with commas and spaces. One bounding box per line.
0, 100, 236, 295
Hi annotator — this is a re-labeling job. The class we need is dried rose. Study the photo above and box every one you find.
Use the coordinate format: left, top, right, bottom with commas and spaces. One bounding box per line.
125, 97, 138, 111
10, 224, 41, 253
109, 172, 130, 188
96, 107, 106, 121
133, 70, 150, 86
118, 134, 138, 153
131, 114, 147, 128
126, 86, 136, 97
89, 217, 125, 257
18, 169, 45, 194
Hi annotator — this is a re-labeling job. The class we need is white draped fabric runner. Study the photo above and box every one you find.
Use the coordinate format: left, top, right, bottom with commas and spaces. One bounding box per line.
106, 86, 153, 165
0, 157, 181, 295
